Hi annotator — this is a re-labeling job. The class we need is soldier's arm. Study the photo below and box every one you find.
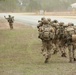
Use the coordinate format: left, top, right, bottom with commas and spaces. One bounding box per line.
4, 16, 7, 19
4, 16, 8, 20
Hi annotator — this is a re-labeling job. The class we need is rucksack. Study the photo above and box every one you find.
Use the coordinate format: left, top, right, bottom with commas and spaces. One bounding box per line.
64, 27, 75, 42
38, 24, 54, 41
66, 27, 75, 35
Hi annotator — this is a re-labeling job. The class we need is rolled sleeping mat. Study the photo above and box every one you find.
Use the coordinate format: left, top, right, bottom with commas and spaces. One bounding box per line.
72, 34, 76, 42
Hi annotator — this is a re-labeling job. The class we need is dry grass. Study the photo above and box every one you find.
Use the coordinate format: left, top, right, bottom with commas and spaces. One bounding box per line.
0, 19, 76, 75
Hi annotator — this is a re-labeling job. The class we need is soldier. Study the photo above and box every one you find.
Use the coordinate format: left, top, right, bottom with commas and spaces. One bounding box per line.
4, 15, 14, 29
64, 22, 76, 62
37, 19, 55, 63
51, 20, 59, 55
58, 22, 67, 57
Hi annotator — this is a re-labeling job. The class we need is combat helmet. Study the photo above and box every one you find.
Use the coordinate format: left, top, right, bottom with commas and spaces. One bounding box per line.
41, 17, 45, 21
52, 20, 58, 23
59, 22, 64, 26
43, 19, 48, 24
68, 23, 74, 26
47, 18, 51, 22
8, 15, 11, 17
38, 17, 46, 23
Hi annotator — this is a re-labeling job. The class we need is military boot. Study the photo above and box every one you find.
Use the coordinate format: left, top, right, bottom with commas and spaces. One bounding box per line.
44, 58, 49, 63
61, 53, 67, 57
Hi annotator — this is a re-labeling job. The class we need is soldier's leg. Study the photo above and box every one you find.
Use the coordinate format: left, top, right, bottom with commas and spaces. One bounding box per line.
11, 23, 13, 29
41, 41, 48, 63
45, 51, 51, 63
41, 41, 47, 54
41, 41, 49, 61
69, 48, 72, 62
61, 46, 66, 57
52, 40, 58, 54
59, 41, 66, 57
44, 41, 52, 63
72, 45, 76, 61
54, 40, 64, 55
73, 44, 76, 61
10, 23, 13, 29
9, 23, 11, 29
53, 43, 57, 54
53, 43, 59, 54
73, 49, 76, 61
59, 46, 64, 56
68, 44, 74, 62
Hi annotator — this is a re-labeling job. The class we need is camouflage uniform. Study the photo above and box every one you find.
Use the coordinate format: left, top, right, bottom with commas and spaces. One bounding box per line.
51, 20, 60, 55
37, 18, 76, 63
65, 23, 76, 62
38, 18, 55, 63
57, 22, 67, 57
4, 15, 14, 29
41, 40, 53, 63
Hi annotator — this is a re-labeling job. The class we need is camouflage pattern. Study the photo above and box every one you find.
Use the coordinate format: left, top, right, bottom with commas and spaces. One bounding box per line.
41, 40, 53, 63
37, 17, 76, 63
53, 22, 67, 57
47, 18, 52, 25
64, 23, 76, 62
37, 17, 46, 28
37, 18, 55, 63
4, 15, 14, 29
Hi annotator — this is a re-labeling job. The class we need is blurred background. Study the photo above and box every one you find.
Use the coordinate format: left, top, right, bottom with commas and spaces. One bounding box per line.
0, 0, 76, 14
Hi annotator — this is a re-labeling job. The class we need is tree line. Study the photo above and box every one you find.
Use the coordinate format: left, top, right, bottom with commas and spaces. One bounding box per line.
0, 0, 76, 12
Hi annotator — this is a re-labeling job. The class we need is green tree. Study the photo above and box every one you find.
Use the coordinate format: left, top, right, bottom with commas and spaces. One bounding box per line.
26, 0, 41, 12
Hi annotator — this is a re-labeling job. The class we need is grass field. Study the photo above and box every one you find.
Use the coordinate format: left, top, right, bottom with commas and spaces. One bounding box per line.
0, 19, 76, 75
